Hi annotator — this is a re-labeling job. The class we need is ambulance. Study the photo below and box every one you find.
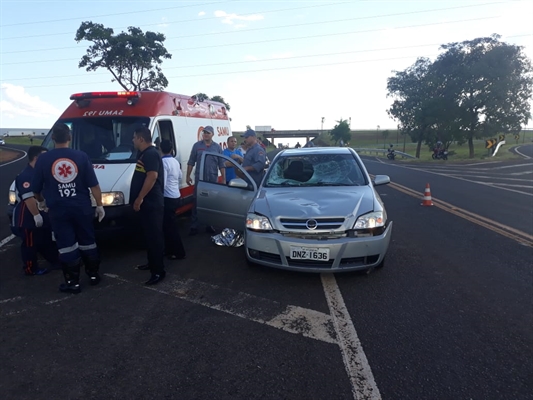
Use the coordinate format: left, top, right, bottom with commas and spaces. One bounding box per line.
7, 90, 232, 231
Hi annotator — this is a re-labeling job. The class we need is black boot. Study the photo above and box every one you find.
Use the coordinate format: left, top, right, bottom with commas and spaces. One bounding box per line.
84, 258, 101, 286
59, 261, 81, 294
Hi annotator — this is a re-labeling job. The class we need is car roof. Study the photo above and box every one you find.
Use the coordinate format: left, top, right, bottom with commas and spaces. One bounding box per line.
277, 147, 355, 157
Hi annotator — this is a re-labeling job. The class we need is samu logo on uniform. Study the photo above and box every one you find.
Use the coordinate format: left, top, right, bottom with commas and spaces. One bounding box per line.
52, 158, 78, 184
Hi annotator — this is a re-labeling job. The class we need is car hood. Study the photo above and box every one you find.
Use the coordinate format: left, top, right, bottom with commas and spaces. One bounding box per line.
252, 186, 376, 230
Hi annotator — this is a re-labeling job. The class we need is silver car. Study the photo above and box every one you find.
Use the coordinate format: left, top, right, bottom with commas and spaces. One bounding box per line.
197, 147, 393, 273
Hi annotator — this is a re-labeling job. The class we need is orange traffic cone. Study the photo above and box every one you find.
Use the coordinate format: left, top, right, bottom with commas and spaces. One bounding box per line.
421, 183, 434, 206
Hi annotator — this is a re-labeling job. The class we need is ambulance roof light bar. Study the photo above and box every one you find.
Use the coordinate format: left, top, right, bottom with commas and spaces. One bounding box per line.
70, 92, 141, 108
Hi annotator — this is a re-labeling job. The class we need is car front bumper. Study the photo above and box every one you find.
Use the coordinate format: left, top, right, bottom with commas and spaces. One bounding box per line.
245, 222, 393, 273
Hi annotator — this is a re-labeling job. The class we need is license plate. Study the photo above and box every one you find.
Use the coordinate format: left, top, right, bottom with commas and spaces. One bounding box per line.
290, 246, 330, 261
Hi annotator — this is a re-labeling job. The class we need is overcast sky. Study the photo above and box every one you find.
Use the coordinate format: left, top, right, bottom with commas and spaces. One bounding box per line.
1, 0, 532, 137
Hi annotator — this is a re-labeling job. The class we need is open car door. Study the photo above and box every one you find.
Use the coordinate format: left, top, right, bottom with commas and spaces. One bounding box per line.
196, 153, 257, 230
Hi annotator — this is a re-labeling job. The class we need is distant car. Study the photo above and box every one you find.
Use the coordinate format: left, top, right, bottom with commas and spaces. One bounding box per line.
0, 138, 5, 145
196, 147, 393, 273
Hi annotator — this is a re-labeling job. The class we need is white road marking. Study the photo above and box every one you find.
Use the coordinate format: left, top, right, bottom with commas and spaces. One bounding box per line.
0, 234, 15, 249
0, 148, 27, 167
44, 297, 72, 305
106, 273, 338, 344
514, 146, 531, 159
0, 296, 23, 304
321, 274, 381, 400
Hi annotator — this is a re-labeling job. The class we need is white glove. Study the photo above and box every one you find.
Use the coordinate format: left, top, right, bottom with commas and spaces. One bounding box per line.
33, 214, 44, 228
95, 206, 105, 222
37, 200, 47, 211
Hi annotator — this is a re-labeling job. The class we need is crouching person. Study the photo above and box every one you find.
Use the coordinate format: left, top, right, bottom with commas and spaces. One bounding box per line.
32, 123, 105, 294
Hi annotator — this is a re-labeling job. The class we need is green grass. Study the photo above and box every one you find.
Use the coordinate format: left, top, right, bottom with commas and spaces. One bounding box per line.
312, 129, 533, 162
3, 136, 45, 145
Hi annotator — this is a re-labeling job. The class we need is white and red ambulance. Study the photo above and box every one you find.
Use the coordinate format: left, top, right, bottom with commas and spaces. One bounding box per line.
8, 90, 232, 231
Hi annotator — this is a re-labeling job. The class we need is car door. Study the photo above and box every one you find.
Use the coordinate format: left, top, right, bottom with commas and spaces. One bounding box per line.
196, 152, 257, 230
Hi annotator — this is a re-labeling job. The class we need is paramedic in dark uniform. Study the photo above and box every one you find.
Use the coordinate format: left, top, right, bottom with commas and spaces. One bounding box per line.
32, 123, 105, 294
240, 128, 267, 187
11, 146, 58, 275
130, 126, 166, 285
185, 125, 225, 236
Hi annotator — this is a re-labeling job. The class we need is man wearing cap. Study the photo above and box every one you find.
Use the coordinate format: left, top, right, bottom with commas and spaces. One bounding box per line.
240, 128, 267, 187
186, 125, 226, 235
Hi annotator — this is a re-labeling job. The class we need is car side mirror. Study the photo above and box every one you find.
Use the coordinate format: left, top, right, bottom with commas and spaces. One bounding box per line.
228, 178, 251, 189
372, 175, 390, 186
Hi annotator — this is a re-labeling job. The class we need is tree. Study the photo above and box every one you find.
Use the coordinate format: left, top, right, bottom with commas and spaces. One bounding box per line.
329, 119, 351, 145
432, 35, 533, 157
75, 21, 172, 91
387, 58, 443, 158
210, 95, 231, 111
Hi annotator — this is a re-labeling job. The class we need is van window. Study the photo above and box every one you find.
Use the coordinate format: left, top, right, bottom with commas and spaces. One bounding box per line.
42, 117, 149, 163
155, 120, 176, 156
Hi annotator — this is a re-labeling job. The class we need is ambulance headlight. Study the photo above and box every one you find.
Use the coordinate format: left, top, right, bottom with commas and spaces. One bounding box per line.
101, 192, 125, 206
8, 190, 16, 205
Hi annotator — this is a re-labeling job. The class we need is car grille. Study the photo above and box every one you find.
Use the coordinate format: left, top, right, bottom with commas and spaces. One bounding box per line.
280, 218, 345, 230
339, 254, 379, 266
286, 258, 334, 268
249, 250, 282, 264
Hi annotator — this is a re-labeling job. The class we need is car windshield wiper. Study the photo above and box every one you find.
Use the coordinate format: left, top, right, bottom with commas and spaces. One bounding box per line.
266, 181, 303, 187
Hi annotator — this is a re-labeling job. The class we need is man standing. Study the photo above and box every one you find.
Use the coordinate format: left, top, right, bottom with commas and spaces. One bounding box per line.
223, 136, 243, 184
32, 123, 105, 294
186, 125, 225, 235
160, 139, 186, 260
130, 126, 166, 285
240, 128, 267, 187
12, 146, 58, 276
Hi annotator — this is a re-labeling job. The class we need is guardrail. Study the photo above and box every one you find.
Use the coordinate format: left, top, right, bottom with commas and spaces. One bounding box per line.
353, 148, 417, 159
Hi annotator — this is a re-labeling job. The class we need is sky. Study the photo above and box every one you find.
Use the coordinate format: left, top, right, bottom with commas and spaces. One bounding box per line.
1, 0, 532, 141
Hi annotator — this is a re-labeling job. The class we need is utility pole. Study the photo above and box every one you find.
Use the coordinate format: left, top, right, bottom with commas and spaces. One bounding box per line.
321, 117, 325, 133
376, 125, 380, 145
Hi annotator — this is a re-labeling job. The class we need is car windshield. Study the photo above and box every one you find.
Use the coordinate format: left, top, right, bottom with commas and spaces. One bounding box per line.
264, 153, 368, 187
42, 117, 150, 163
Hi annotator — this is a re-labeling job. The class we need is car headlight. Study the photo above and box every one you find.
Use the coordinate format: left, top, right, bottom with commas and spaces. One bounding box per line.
91, 192, 124, 207
354, 211, 385, 229
8, 190, 16, 205
246, 213, 273, 231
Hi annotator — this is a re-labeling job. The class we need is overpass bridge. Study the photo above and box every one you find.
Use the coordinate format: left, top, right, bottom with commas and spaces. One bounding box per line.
232, 130, 322, 146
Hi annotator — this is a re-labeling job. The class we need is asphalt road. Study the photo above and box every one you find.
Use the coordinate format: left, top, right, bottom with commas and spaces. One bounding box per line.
0, 147, 532, 399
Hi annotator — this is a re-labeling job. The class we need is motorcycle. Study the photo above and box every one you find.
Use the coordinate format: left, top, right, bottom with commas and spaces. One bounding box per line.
432, 147, 448, 160
387, 145, 396, 160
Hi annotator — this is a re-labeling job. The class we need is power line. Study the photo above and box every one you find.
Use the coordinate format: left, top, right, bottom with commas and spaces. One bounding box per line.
0, 15, 501, 66
1, 2, 506, 55
0, 2, 347, 41
3, 42, 446, 81
11, 53, 443, 90
0, 0, 232, 28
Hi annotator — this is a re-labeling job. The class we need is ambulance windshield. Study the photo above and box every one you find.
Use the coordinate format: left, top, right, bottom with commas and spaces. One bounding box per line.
42, 117, 150, 163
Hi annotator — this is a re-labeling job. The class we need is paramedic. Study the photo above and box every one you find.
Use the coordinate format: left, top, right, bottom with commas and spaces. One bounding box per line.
32, 123, 105, 294
12, 146, 58, 276
130, 126, 166, 285
185, 125, 226, 236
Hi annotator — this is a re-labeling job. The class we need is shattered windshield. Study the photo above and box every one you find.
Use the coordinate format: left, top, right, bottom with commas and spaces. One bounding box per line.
264, 153, 368, 187
42, 117, 150, 163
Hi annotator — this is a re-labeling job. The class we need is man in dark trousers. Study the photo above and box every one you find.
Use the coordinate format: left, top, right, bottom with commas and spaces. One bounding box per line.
11, 146, 58, 276
130, 126, 166, 285
32, 123, 105, 294
185, 125, 225, 235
